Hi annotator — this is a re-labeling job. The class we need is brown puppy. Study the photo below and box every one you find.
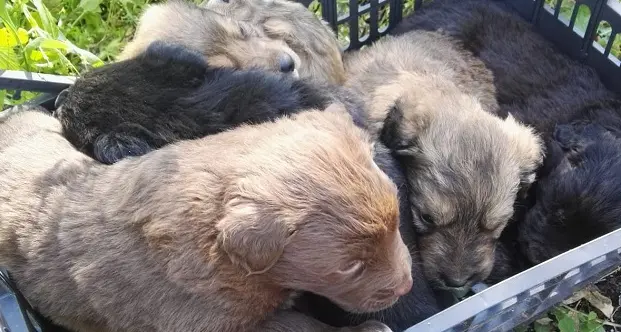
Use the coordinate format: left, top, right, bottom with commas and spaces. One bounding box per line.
203, 0, 346, 84
345, 31, 543, 292
0, 107, 410, 332
118, 0, 302, 77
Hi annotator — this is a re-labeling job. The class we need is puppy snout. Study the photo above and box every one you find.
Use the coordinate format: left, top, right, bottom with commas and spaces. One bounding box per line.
393, 275, 413, 297
278, 53, 296, 73
441, 272, 474, 288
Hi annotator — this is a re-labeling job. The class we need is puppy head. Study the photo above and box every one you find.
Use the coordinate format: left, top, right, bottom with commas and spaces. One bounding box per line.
203, 0, 346, 84
206, 17, 302, 77
215, 109, 412, 313
519, 123, 621, 264
379, 74, 543, 291
119, 1, 301, 77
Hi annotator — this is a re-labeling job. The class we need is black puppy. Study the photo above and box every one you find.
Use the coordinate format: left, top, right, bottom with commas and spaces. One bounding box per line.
394, 0, 621, 278
519, 123, 621, 264
294, 143, 441, 332
55, 41, 366, 164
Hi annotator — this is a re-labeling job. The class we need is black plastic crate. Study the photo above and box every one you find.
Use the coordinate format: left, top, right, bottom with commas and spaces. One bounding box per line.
1, 0, 621, 331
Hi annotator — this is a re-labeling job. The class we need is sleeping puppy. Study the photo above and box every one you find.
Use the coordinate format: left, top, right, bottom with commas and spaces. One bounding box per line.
345, 30, 543, 292
519, 123, 621, 265
0, 107, 411, 332
395, 0, 621, 269
118, 0, 302, 77
202, 0, 346, 84
55, 41, 363, 165
391, 0, 617, 138
295, 144, 441, 331
55, 41, 437, 330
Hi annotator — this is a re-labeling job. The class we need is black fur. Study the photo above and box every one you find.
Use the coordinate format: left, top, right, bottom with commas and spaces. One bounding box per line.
519, 123, 621, 264
294, 144, 441, 332
395, 0, 621, 272
55, 41, 367, 164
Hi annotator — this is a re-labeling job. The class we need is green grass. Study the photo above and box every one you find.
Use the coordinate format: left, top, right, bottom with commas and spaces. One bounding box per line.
0, 1, 620, 330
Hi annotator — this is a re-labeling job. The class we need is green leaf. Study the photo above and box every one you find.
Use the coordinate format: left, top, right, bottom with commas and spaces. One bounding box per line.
0, 89, 6, 109
557, 315, 577, 332
583, 320, 605, 332
17, 28, 29, 45
78, 0, 102, 13
553, 308, 577, 332
39, 38, 69, 50
30, 0, 59, 36
0, 46, 20, 70
534, 321, 552, 332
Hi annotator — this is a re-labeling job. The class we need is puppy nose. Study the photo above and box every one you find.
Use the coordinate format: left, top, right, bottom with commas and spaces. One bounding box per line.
278, 54, 296, 73
393, 276, 413, 297
441, 273, 473, 288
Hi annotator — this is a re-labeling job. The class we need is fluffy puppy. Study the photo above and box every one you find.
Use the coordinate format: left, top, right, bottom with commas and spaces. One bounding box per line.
55, 41, 363, 165
395, 0, 621, 268
391, 0, 618, 137
518, 123, 621, 264
202, 0, 346, 84
345, 30, 543, 291
0, 108, 411, 332
118, 0, 302, 77
295, 143, 441, 331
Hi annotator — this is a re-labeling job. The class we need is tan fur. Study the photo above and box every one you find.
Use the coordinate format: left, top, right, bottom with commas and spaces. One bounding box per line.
0, 107, 410, 332
203, 0, 346, 84
345, 31, 501, 140
118, 0, 302, 77
344, 31, 543, 289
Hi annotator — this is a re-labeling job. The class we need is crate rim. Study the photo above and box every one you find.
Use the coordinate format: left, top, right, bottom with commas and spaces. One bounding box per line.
406, 227, 621, 331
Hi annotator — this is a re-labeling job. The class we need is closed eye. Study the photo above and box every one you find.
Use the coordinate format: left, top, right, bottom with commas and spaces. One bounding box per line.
337, 260, 365, 279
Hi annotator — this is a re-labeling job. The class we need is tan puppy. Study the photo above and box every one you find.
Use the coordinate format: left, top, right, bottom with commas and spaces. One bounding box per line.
203, 0, 346, 84
118, 0, 302, 77
0, 107, 411, 332
345, 31, 543, 292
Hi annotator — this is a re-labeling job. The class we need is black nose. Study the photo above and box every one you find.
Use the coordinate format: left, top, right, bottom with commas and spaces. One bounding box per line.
279, 54, 295, 73
441, 273, 474, 288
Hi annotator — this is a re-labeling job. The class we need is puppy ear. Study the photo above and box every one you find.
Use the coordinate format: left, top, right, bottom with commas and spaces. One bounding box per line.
141, 40, 208, 82
554, 124, 584, 151
538, 139, 567, 177
216, 195, 296, 275
554, 123, 613, 155
501, 113, 544, 190
92, 124, 163, 164
380, 102, 422, 158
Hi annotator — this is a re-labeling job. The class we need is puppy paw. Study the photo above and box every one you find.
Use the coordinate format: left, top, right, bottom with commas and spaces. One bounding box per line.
341, 320, 393, 332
